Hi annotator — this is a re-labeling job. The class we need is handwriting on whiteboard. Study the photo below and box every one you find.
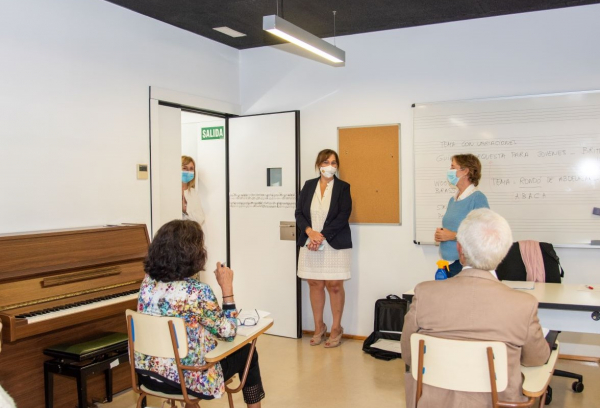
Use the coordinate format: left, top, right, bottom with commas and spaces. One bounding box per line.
413, 91, 600, 245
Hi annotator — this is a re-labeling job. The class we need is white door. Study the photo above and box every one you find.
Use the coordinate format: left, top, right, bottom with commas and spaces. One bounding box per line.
228, 112, 300, 338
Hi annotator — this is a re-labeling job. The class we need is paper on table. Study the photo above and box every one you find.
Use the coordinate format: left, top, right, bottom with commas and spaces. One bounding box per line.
236, 310, 271, 337
502, 280, 535, 290
370, 338, 401, 353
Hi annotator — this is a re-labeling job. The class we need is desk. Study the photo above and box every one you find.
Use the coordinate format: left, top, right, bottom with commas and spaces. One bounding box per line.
518, 283, 600, 334
205, 317, 273, 403
402, 283, 600, 334
206, 317, 274, 362
522, 342, 559, 408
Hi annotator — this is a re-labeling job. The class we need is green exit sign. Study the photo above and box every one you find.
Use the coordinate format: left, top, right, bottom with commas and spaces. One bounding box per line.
201, 126, 225, 140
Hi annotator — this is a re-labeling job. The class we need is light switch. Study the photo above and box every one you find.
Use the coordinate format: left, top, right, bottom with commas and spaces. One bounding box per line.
137, 164, 149, 180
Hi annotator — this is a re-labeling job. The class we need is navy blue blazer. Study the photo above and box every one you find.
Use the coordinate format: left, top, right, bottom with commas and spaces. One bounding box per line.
295, 176, 352, 249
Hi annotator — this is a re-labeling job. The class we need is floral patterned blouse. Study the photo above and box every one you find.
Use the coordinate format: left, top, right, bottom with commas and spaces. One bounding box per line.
135, 275, 238, 398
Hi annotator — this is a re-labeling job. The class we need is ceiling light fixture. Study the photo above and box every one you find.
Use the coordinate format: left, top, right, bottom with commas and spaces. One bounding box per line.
213, 26, 247, 38
263, 14, 345, 65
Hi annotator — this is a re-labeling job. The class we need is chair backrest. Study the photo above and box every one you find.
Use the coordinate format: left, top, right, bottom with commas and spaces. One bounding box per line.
410, 333, 508, 393
496, 241, 563, 283
126, 310, 218, 405
126, 309, 189, 359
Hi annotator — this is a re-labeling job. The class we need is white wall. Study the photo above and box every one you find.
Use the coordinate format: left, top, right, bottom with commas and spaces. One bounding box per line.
0, 0, 239, 234
2, 0, 600, 355
240, 5, 600, 354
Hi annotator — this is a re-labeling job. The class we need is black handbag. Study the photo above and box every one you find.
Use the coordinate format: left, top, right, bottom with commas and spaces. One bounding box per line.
362, 294, 407, 361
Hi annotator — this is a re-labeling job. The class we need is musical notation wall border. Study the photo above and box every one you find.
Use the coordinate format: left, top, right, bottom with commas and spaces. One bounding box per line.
229, 192, 296, 209
230, 201, 296, 208
413, 90, 600, 247
230, 193, 296, 201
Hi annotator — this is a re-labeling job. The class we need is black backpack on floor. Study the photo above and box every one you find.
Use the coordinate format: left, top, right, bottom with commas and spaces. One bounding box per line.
362, 294, 408, 361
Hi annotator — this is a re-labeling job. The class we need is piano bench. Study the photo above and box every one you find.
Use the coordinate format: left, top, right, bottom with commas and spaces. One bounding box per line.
43, 332, 129, 408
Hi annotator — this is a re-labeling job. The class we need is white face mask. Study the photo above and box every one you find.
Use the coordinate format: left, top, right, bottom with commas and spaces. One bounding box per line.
320, 165, 337, 178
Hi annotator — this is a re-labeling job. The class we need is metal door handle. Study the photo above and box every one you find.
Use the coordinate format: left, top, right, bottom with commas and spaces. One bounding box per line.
280, 221, 296, 241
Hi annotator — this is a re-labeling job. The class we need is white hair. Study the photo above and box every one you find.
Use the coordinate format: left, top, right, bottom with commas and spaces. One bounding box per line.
456, 208, 513, 271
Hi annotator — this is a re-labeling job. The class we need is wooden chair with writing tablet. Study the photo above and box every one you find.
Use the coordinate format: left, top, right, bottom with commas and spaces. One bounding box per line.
496, 241, 584, 400
410, 333, 554, 408
126, 310, 273, 408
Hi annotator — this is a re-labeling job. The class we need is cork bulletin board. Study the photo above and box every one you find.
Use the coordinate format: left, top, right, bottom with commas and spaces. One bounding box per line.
338, 124, 401, 224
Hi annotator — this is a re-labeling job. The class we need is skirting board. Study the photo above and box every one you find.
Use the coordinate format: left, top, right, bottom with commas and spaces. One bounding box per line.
559, 354, 600, 363
302, 330, 367, 341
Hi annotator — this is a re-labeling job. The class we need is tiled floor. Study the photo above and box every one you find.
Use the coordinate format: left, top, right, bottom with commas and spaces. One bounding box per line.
99, 334, 598, 408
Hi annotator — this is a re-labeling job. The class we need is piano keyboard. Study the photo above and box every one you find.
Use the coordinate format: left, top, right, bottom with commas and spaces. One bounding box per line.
16, 289, 139, 323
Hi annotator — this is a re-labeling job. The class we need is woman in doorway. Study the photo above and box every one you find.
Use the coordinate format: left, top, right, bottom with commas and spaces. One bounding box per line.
296, 149, 352, 348
182, 155, 206, 225
434, 154, 489, 277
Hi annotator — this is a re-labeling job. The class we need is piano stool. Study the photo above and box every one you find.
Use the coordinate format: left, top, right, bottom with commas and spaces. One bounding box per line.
43, 332, 129, 408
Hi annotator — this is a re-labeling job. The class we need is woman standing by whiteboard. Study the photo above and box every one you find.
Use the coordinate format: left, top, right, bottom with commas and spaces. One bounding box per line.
296, 149, 352, 348
182, 155, 206, 225
435, 154, 489, 277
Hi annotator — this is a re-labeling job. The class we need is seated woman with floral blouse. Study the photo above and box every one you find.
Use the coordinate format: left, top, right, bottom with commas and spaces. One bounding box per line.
135, 220, 265, 408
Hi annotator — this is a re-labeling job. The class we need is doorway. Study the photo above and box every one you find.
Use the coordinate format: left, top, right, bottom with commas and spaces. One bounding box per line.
182, 110, 227, 278
149, 91, 301, 338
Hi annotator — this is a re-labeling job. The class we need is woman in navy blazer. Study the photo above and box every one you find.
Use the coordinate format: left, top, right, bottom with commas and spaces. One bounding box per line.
296, 149, 352, 348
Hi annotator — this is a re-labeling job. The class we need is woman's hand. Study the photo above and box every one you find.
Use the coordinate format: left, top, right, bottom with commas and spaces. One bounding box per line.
307, 241, 321, 251
214, 262, 234, 296
434, 228, 457, 242
306, 228, 324, 245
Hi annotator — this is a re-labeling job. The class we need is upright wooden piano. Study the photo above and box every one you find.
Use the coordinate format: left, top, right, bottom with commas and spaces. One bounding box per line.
0, 224, 149, 408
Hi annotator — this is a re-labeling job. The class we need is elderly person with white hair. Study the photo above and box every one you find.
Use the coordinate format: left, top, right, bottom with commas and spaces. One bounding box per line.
402, 209, 550, 408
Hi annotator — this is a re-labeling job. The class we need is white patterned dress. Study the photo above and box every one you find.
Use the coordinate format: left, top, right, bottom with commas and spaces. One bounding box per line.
297, 179, 352, 280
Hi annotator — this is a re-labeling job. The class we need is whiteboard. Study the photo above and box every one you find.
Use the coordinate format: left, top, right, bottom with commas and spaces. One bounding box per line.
413, 91, 600, 247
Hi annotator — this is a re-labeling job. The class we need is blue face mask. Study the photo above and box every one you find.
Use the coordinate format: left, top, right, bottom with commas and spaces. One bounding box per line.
446, 169, 460, 186
182, 171, 194, 183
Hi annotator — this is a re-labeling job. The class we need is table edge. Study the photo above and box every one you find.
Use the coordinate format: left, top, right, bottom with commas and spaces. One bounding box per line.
205, 319, 274, 362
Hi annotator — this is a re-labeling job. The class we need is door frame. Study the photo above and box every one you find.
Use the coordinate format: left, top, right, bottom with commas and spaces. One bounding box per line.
149, 85, 240, 236
149, 89, 302, 337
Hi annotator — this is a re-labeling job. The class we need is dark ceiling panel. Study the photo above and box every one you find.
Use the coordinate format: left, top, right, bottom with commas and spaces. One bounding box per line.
103, 0, 600, 49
